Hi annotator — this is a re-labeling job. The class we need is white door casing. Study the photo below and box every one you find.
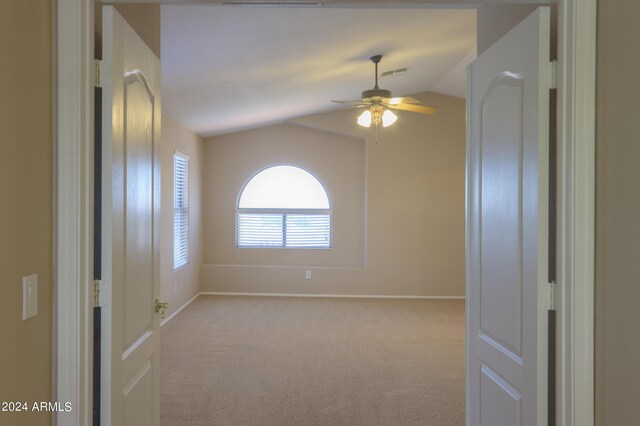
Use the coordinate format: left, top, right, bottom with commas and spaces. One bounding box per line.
467, 7, 551, 426
101, 6, 162, 426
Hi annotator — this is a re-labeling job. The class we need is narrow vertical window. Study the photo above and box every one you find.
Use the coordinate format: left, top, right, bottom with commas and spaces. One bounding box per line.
174, 152, 189, 269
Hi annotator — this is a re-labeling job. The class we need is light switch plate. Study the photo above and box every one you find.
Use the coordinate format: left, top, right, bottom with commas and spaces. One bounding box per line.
22, 274, 38, 320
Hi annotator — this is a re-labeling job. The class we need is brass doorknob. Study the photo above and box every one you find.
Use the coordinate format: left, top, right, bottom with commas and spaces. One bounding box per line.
155, 297, 169, 319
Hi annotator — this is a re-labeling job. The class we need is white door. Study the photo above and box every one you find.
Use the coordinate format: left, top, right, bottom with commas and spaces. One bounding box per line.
101, 6, 163, 426
467, 7, 552, 426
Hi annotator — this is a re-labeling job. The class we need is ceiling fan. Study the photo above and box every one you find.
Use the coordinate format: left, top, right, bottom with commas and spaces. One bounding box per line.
332, 55, 437, 128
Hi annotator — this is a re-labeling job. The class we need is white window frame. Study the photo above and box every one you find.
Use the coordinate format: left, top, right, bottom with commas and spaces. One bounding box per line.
236, 165, 332, 249
174, 151, 189, 269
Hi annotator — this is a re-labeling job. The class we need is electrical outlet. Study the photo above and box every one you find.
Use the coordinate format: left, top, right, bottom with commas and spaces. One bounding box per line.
305, 270, 312, 280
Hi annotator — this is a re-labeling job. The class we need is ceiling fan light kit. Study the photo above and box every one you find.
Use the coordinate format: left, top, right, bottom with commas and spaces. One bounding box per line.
381, 109, 398, 127
332, 54, 437, 129
357, 106, 397, 128
357, 109, 372, 127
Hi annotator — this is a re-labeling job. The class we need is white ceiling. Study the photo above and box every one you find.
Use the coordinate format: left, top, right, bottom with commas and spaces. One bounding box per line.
161, 6, 476, 137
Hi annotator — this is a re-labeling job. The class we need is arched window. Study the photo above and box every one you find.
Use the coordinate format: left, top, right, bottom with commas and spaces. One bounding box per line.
237, 165, 331, 248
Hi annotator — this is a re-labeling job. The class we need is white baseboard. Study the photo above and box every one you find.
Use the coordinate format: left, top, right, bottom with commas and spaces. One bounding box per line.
199, 292, 465, 300
161, 292, 201, 326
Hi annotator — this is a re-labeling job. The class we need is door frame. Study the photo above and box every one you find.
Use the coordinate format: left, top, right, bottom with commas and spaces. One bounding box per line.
54, 1, 596, 425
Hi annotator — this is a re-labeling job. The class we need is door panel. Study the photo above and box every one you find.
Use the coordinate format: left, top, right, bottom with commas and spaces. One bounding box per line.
102, 6, 161, 426
467, 7, 551, 426
479, 75, 524, 360
480, 364, 522, 426
122, 73, 155, 352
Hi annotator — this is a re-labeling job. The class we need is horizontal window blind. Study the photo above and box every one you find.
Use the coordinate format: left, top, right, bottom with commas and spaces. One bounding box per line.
237, 212, 331, 248
284, 214, 331, 247
174, 153, 189, 269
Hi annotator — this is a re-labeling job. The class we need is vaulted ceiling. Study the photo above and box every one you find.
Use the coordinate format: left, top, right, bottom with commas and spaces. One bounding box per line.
161, 5, 476, 136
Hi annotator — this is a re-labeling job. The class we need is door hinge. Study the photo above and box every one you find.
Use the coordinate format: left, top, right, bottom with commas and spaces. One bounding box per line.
547, 60, 557, 90
94, 60, 101, 87
93, 279, 101, 307
93, 280, 112, 308
94, 59, 111, 88
98, 279, 111, 308
547, 281, 557, 311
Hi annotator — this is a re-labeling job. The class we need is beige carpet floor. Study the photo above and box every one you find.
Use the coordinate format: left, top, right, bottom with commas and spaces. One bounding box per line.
161, 296, 465, 426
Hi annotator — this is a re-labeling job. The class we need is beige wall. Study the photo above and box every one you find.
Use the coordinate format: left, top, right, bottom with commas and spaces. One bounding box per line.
203, 123, 366, 268
477, 3, 540, 54
114, 3, 161, 58
96, 4, 160, 59
161, 114, 204, 318
0, 1, 53, 425
201, 92, 466, 296
595, 0, 640, 423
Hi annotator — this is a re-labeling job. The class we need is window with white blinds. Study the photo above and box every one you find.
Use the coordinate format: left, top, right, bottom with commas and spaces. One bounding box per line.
174, 152, 189, 269
237, 165, 332, 248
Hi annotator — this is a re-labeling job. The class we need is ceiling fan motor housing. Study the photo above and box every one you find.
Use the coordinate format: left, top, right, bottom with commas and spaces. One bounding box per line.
361, 88, 391, 102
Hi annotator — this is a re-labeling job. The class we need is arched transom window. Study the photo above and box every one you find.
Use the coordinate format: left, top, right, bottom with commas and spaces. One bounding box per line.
237, 165, 332, 248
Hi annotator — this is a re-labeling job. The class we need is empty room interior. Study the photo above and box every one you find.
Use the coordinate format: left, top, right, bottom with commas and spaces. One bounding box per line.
98, 2, 527, 425
13, 1, 640, 425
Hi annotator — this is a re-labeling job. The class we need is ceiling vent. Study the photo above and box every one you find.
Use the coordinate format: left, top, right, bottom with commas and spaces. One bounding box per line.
221, 1, 323, 7
380, 68, 409, 78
